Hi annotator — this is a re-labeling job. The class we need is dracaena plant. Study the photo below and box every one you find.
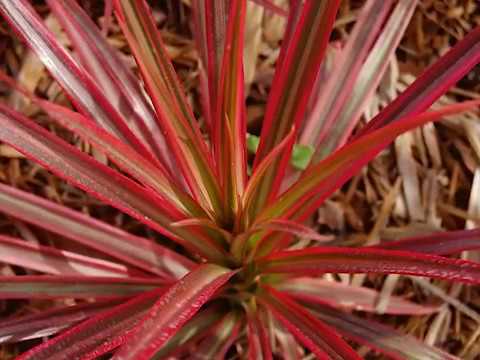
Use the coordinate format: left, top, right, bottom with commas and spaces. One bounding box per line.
1, 0, 480, 359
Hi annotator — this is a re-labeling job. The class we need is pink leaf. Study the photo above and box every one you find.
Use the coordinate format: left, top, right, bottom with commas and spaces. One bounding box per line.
356, 25, 480, 137
0, 299, 116, 344
0, 104, 226, 262
258, 247, 480, 285
0, 235, 134, 277
0, 0, 155, 161
373, 228, 480, 256
276, 277, 438, 315
0, 183, 194, 279
47, 0, 175, 170
114, 0, 224, 217
0, 276, 166, 299
308, 301, 459, 360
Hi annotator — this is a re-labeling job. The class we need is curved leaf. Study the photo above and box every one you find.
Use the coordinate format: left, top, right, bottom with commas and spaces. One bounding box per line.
0, 0, 154, 160
17, 288, 164, 360
258, 286, 361, 359
113, 264, 235, 360
0, 183, 194, 279
250, 0, 341, 217
114, 0, 223, 217
0, 235, 132, 277
307, 301, 458, 360
276, 277, 438, 315
0, 104, 226, 262
0, 300, 117, 344
258, 247, 480, 285
373, 228, 480, 256
47, 0, 175, 170
0, 276, 166, 299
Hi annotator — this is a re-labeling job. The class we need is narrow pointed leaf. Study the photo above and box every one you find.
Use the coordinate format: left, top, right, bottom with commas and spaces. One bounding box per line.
243, 127, 296, 228
191, 0, 227, 125
0, 183, 194, 279
0, 104, 226, 262
38, 99, 207, 219
0, 300, 117, 344
247, 309, 272, 360
114, 264, 235, 360
114, 0, 223, 217
308, 302, 458, 360
192, 312, 240, 360
0, 235, 132, 277
151, 306, 224, 359
0, 0, 155, 161
258, 100, 480, 225
250, 0, 340, 216
300, 0, 395, 157
0, 276, 165, 299
214, 0, 247, 218
47, 0, 175, 170
357, 25, 480, 137
373, 228, 480, 256
17, 288, 165, 360
258, 286, 361, 359
310, 0, 418, 161
258, 247, 480, 285
276, 277, 438, 315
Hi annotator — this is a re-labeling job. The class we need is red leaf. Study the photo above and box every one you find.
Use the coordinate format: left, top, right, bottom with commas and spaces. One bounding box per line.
0, 0, 155, 161
250, 0, 341, 217
300, 0, 395, 156
259, 286, 361, 359
0, 104, 226, 262
0, 183, 194, 279
257, 100, 480, 227
192, 312, 241, 359
47, 0, 175, 170
276, 277, 438, 315
113, 264, 235, 360
0, 300, 116, 344
151, 306, 224, 359
306, 0, 418, 161
307, 301, 458, 360
214, 0, 248, 219
373, 228, 480, 256
356, 25, 480, 137
114, 0, 224, 218
17, 288, 164, 360
247, 309, 272, 360
258, 247, 480, 285
0, 235, 134, 277
0, 276, 166, 299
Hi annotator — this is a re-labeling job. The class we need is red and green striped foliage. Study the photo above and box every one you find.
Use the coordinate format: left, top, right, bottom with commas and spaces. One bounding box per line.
0, 0, 479, 358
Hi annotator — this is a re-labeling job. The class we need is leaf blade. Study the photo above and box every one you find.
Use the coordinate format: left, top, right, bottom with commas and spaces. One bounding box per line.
17, 288, 164, 360
0, 183, 194, 279
258, 286, 361, 359
0, 235, 133, 277
114, 0, 224, 217
113, 264, 235, 360
258, 247, 480, 285
0, 276, 166, 299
